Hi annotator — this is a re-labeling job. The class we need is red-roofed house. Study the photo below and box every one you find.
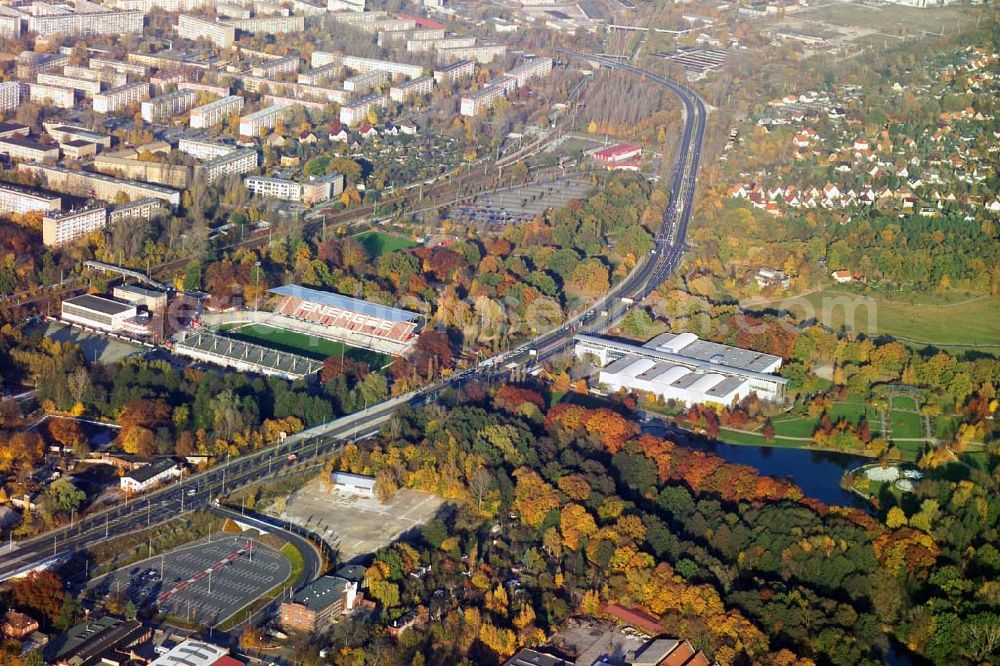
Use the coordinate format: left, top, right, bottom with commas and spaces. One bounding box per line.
831, 270, 854, 283
210, 656, 245, 666
396, 13, 444, 29
328, 123, 348, 142
601, 604, 663, 635
594, 144, 642, 167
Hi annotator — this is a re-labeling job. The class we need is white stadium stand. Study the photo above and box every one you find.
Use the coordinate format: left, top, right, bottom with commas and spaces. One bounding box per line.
268, 284, 423, 356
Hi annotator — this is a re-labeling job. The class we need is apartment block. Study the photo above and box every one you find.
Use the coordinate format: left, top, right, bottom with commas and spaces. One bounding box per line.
339, 93, 386, 125
0, 137, 60, 163
245, 172, 343, 204
222, 15, 304, 34
17, 163, 181, 208
297, 62, 341, 85
189, 95, 244, 128
61, 140, 97, 160
434, 59, 475, 85
44, 124, 112, 149
251, 55, 299, 78
238, 104, 293, 136
15, 52, 69, 79
389, 75, 434, 102
0, 183, 61, 216
506, 57, 553, 87
110, 198, 166, 224
437, 44, 507, 64
0, 123, 29, 140
141, 89, 198, 123
177, 137, 237, 160
20, 4, 142, 38
240, 77, 350, 104
327, 0, 366, 11
197, 148, 259, 183
262, 94, 326, 110
93, 82, 150, 114
406, 36, 475, 53
62, 65, 127, 88
460, 77, 515, 116
178, 81, 231, 97
344, 70, 388, 94
178, 15, 236, 48
27, 82, 76, 108
0, 9, 21, 39
36, 73, 104, 97
89, 58, 148, 78
93, 154, 192, 189
328, 9, 385, 23
354, 18, 415, 33
377, 28, 444, 46
341, 55, 424, 78
0, 81, 20, 112
42, 206, 109, 247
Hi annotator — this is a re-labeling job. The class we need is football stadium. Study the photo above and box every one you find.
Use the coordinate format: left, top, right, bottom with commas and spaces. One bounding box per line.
174, 284, 423, 381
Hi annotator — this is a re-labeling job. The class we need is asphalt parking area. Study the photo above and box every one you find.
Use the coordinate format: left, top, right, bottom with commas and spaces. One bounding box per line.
91, 534, 290, 627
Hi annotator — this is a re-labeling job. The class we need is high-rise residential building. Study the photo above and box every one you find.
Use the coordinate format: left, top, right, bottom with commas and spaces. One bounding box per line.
93, 82, 149, 114
27, 82, 76, 108
506, 57, 553, 87
177, 15, 236, 48
389, 75, 434, 102
17, 163, 181, 208
437, 44, 507, 64
8, 2, 142, 38
177, 137, 237, 160
0, 183, 61, 216
221, 15, 304, 34
238, 104, 293, 136
250, 55, 299, 78
189, 95, 244, 128
339, 93, 386, 125
36, 73, 103, 97
15, 51, 69, 79
433, 59, 475, 85
331, 54, 424, 78
344, 70, 388, 94
460, 77, 515, 116
89, 58, 149, 78
0, 137, 61, 163
141, 89, 198, 122
197, 148, 259, 183
406, 36, 475, 53
42, 206, 109, 247
0, 81, 20, 112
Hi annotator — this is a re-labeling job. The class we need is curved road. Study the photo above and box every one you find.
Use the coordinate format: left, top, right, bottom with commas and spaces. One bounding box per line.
0, 53, 708, 589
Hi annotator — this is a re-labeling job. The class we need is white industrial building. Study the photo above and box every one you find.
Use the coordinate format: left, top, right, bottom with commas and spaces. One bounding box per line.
61, 294, 138, 332
331, 472, 375, 497
575, 332, 788, 406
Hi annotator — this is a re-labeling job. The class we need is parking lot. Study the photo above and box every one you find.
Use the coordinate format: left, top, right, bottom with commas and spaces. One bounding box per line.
91, 534, 290, 627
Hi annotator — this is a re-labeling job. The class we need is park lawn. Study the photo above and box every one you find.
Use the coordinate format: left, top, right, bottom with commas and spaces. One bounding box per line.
894, 440, 926, 462
890, 395, 919, 411
355, 231, 418, 259
223, 324, 389, 367
890, 410, 924, 440
746, 290, 1000, 349
771, 400, 872, 438
771, 417, 816, 438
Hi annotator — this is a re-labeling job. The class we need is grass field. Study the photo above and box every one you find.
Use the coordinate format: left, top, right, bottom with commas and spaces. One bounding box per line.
355, 231, 418, 259
747, 290, 1000, 350
772, 400, 873, 438
222, 324, 389, 367
795, 3, 971, 35
890, 410, 924, 440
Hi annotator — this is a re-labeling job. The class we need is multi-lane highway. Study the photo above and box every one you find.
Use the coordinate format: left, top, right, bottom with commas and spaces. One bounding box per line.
0, 53, 708, 588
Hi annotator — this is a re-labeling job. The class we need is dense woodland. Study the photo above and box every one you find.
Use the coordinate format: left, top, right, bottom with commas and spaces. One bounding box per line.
304, 382, 1000, 666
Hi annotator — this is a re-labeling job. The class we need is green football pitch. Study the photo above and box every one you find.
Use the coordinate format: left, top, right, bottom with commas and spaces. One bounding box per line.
221, 324, 390, 367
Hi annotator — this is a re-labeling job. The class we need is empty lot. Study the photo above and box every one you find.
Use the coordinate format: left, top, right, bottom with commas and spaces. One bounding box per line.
266, 475, 445, 562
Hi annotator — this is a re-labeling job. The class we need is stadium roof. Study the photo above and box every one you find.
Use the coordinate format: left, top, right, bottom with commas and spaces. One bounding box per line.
270, 284, 421, 323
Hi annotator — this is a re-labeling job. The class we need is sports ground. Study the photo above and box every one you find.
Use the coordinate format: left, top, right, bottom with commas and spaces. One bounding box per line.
221, 323, 390, 367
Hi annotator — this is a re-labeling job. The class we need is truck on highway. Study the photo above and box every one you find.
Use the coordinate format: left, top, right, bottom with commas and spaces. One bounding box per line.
620, 297, 634, 305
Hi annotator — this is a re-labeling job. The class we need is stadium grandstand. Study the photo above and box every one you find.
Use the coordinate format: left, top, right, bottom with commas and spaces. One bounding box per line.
174, 330, 322, 380
268, 284, 423, 356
